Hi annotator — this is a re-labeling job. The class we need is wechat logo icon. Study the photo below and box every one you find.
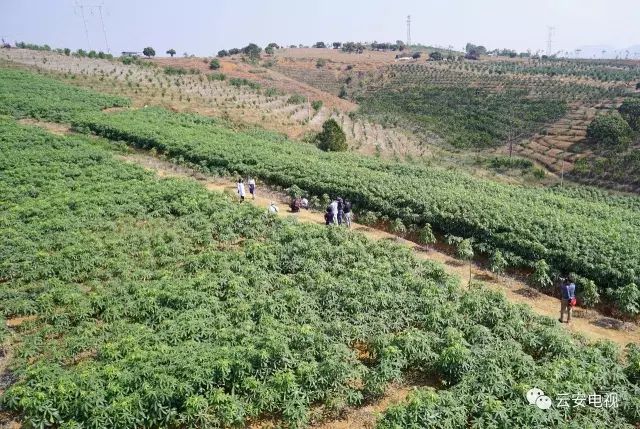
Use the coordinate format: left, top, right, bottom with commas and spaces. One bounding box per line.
526, 388, 552, 410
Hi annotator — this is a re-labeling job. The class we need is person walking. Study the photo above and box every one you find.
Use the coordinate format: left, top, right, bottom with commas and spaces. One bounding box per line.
343, 200, 352, 228
330, 198, 338, 225
325, 205, 333, 225
237, 178, 245, 202
337, 197, 344, 226
248, 177, 256, 199
268, 201, 279, 214
559, 278, 576, 324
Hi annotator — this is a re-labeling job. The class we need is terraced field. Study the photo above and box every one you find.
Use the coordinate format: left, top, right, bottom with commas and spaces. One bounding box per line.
2, 64, 640, 429
0, 49, 422, 159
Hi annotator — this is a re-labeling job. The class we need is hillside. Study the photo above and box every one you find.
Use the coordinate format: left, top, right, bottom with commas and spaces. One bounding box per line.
1, 66, 640, 429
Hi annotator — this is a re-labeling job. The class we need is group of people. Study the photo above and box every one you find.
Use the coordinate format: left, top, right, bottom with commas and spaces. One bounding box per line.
236, 177, 257, 202
324, 197, 352, 228
240, 176, 579, 324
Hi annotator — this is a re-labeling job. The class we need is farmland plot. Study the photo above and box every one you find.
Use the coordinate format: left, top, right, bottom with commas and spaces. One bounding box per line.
2, 117, 640, 429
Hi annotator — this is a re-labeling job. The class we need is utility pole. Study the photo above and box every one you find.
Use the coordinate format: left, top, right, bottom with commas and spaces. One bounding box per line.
406, 15, 411, 48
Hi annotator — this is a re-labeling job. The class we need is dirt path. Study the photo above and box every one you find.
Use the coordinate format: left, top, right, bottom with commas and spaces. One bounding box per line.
119, 152, 639, 348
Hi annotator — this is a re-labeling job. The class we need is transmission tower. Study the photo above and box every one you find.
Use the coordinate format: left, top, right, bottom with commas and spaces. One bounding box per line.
546, 26, 555, 56
406, 15, 411, 48
75, 1, 91, 51
74, 1, 111, 53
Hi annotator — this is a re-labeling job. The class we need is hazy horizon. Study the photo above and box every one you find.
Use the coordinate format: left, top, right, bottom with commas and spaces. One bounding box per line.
2, 0, 640, 58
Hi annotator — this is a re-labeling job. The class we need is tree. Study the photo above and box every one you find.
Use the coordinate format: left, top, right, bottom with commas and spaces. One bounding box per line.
411, 52, 421, 59
618, 98, 640, 131
229, 48, 240, 55
489, 250, 507, 275
429, 51, 443, 61
332, 42, 342, 49
143, 47, 156, 58
418, 224, 436, 246
166, 49, 176, 57
209, 59, 221, 70
316, 119, 347, 152
465, 43, 486, 55
63, 48, 71, 56
313, 41, 326, 48
391, 218, 407, 236
396, 40, 406, 51
267, 42, 280, 50
265, 46, 275, 55
587, 113, 633, 146
636, 82, 640, 90
217, 50, 229, 57
456, 239, 474, 286
610, 283, 640, 317
242, 43, 262, 62
532, 260, 552, 291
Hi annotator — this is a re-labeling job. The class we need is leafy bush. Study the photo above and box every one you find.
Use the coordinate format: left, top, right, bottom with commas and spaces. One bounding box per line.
359, 211, 379, 226
577, 276, 600, 307
418, 224, 436, 245
316, 58, 327, 68
142, 46, 155, 58
532, 259, 552, 290
287, 94, 306, 104
209, 59, 220, 70
311, 100, 323, 111
618, 98, 640, 131
391, 218, 407, 236
587, 112, 633, 146
609, 283, 640, 317
316, 119, 347, 152
489, 250, 507, 275
456, 239, 474, 261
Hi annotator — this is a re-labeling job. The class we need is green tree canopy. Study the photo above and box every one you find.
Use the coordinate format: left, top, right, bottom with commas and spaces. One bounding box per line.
142, 47, 155, 58
242, 43, 262, 61
313, 41, 327, 48
429, 51, 443, 61
316, 119, 347, 152
587, 112, 633, 146
217, 49, 229, 57
618, 98, 640, 130
209, 58, 221, 70
166, 48, 176, 57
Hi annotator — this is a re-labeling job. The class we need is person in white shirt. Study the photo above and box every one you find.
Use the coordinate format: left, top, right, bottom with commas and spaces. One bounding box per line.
330, 199, 338, 224
237, 178, 245, 202
248, 177, 256, 199
301, 197, 309, 209
268, 201, 279, 214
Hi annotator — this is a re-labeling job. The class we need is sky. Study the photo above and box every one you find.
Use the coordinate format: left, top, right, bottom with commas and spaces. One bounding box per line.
2, 0, 639, 57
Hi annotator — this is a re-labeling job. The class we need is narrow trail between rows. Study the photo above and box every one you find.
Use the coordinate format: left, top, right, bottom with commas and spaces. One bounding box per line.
118, 152, 639, 348
118, 150, 640, 429
12, 119, 640, 429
